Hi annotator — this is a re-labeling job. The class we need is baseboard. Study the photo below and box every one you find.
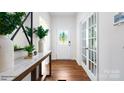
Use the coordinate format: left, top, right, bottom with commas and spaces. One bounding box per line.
52, 59, 76, 61
75, 60, 82, 66
52, 59, 82, 67
81, 63, 97, 81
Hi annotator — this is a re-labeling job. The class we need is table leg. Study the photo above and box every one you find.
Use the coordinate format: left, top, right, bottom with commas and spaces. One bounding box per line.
31, 68, 37, 81
49, 54, 51, 76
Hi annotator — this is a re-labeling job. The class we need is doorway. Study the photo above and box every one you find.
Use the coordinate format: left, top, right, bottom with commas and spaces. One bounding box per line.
56, 30, 71, 59
51, 14, 76, 60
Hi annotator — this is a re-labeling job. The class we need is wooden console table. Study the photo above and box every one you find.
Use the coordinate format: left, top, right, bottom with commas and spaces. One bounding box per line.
0, 51, 52, 81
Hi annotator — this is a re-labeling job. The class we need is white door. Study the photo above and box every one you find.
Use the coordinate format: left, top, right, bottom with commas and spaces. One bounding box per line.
56, 30, 71, 59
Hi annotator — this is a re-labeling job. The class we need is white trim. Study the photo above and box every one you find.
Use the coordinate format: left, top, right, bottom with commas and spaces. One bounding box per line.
81, 62, 97, 81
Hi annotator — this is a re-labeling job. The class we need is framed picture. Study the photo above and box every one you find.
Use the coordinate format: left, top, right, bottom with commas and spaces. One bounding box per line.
114, 12, 124, 25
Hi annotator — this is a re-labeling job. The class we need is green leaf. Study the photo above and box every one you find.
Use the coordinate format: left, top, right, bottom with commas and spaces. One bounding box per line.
0, 12, 25, 35
34, 26, 49, 39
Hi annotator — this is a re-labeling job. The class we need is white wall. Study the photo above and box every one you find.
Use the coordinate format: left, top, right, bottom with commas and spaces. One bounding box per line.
33, 12, 51, 76
33, 12, 51, 51
51, 15, 76, 60
76, 12, 124, 81
98, 12, 124, 81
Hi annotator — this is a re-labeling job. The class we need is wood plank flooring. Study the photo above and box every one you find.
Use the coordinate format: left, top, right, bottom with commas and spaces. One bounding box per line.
45, 60, 90, 81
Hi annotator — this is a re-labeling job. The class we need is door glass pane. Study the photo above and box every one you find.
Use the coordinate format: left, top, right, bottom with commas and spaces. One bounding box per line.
93, 65, 96, 75
89, 39, 93, 49
94, 13, 96, 24
58, 31, 68, 45
88, 13, 97, 76
89, 61, 92, 71
82, 46, 86, 56
93, 38, 96, 50
92, 63, 96, 75
89, 28, 92, 38
82, 56, 86, 65
92, 26, 96, 37
89, 18, 91, 27
93, 51, 96, 63
89, 50, 93, 61
91, 15, 94, 25
82, 22, 87, 65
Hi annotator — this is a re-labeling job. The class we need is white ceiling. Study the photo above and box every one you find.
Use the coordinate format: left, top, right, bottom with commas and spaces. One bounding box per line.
49, 12, 76, 16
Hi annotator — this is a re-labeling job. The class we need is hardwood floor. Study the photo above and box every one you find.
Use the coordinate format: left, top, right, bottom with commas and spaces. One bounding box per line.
45, 60, 90, 81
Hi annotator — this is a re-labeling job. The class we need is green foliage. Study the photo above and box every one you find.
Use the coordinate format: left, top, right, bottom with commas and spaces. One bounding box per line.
14, 45, 18, 50
23, 45, 35, 53
14, 44, 21, 50
0, 12, 25, 35
25, 26, 32, 38
34, 26, 48, 39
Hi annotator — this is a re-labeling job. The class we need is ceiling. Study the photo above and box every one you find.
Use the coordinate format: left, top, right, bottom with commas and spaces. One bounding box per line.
49, 12, 77, 16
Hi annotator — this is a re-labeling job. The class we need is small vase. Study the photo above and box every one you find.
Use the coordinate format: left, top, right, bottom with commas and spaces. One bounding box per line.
24, 52, 33, 59
28, 53, 33, 57
38, 39, 44, 53
0, 35, 14, 72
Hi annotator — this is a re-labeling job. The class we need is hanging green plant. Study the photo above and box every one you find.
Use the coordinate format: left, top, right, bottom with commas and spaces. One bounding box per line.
0, 12, 26, 35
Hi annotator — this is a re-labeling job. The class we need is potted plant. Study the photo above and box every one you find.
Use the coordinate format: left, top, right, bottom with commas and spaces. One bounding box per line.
24, 45, 35, 59
34, 26, 48, 52
0, 12, 25, 72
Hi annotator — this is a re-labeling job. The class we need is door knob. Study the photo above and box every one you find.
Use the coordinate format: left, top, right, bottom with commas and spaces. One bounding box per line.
68, 41, 71, 46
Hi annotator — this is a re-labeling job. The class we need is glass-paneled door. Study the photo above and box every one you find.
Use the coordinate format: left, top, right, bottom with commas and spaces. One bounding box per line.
81, 22, 87, 66
88, 13, 97, 76
81, 13, 97, 80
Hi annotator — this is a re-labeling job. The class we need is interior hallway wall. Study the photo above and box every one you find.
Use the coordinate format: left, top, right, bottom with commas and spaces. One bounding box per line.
98, 12, 124, 81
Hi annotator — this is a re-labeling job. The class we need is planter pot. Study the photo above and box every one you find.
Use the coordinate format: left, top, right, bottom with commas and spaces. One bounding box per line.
24, 52, 33, 59
38, 39, 44, 53
0, 35, 14, 73
28, 52, 33, 57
